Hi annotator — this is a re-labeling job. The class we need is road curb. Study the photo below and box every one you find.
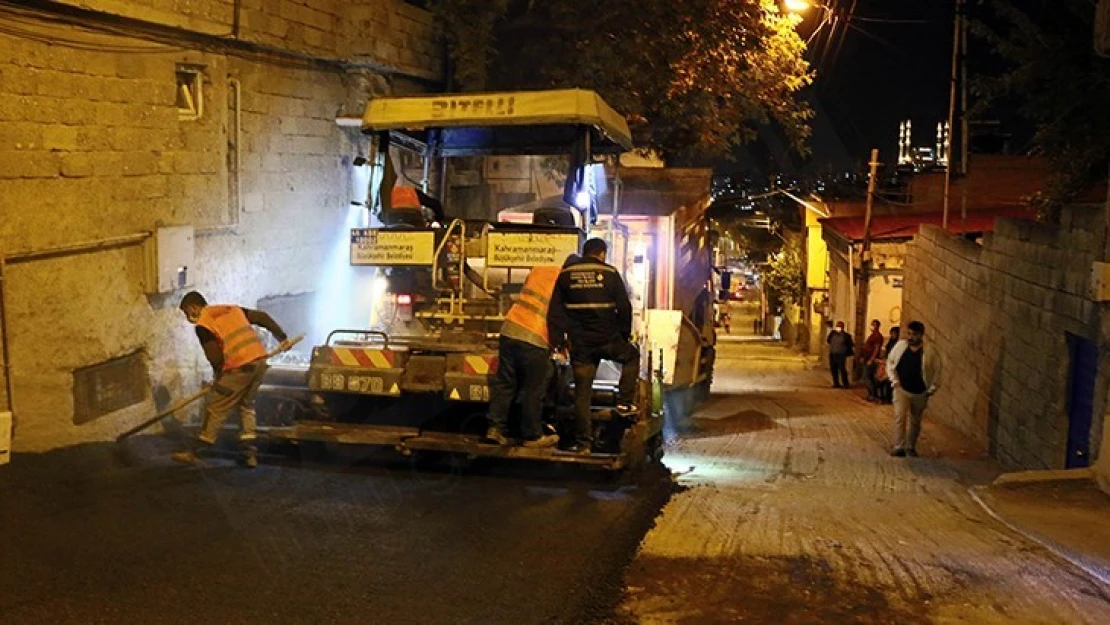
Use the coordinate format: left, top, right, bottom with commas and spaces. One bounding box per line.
991, 467, 1094, 487
968, 485, 1110, 588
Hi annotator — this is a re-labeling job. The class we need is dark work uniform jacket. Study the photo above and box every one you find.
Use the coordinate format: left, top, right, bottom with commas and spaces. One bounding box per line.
548, 256, 633, 351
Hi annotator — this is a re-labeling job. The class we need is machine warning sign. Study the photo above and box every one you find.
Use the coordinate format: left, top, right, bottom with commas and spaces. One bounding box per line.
350, 229, 436, 266
486, 232, 580, 268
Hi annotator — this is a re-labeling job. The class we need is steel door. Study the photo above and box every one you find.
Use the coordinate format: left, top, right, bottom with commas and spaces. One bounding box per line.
1065, 333, 1098, 468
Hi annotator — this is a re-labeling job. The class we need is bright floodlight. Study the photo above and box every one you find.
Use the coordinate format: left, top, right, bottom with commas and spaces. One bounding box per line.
784, 0, 811, 12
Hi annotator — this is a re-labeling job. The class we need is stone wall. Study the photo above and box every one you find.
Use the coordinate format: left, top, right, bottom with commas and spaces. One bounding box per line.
0, 1, 440, 450
901, 206, 1105, 470
23, 0, 440, 80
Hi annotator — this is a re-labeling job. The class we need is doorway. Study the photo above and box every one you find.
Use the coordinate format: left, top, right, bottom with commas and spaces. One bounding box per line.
1065, 333, 1098, 468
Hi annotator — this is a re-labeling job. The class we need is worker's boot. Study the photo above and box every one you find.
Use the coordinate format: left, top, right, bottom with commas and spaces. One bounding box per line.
171, 443, 209, 465
483, 426, 509, 446
522, 433, 559, 448
238, 442, 259, 469
614, 403, 639, 418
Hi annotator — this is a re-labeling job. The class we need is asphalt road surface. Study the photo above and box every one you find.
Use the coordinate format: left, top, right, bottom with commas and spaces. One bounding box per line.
0, 438, 673, 624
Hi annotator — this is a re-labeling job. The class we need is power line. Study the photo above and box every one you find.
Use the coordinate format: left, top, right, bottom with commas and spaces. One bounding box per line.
850, 16, 936, 25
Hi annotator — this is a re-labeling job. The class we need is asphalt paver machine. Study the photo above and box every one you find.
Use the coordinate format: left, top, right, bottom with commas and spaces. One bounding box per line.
266, 89, 665, 471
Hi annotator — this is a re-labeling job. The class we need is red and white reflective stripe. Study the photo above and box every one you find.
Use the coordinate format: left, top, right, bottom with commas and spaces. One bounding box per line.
462, 354, 498, 375
329, 348, 395, 368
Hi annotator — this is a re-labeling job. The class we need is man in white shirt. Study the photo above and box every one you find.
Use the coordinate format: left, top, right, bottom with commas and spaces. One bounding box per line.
886, 320, 942, 457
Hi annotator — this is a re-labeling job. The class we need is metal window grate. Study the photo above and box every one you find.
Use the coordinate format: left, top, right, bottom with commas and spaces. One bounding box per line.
175, 65, 204, 120
72, 352, 149, 425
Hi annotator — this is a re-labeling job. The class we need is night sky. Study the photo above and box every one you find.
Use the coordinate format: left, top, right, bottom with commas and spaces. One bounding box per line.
729, 1, 1027, 177
806, 0, 955, 166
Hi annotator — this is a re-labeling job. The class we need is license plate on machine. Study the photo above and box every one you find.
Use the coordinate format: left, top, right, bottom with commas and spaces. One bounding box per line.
311, 369, 401, 396
444, 375, 490, 402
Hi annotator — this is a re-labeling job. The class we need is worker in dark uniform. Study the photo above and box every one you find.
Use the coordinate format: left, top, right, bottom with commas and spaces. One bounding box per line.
173, 291, 291, 468
549, 238, 639, 454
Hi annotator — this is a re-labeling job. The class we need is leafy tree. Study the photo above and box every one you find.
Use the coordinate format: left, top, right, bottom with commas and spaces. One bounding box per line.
761, 231, 805, 307
431, 0, 813, 163
970, 0, 1110, 219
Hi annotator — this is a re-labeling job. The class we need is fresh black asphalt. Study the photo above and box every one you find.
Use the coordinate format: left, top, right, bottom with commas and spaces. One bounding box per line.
0, 436, 673, 624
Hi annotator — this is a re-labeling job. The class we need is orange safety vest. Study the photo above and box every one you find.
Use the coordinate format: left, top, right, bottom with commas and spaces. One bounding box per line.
501, 266, 560, 349
391, 187, 421, 209
197, 305, 268, 371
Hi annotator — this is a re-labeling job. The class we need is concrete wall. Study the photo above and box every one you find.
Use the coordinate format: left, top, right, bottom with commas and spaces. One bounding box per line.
828, 249, 852, 333
24, 0, 440, 81
0, 0, 439, 451
901, 206, 1106, 470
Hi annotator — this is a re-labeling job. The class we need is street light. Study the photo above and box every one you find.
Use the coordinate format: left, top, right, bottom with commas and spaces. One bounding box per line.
784, 0, 812, 12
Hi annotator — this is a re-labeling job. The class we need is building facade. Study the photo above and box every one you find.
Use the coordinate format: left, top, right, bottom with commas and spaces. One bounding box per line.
0, 0, 441, 450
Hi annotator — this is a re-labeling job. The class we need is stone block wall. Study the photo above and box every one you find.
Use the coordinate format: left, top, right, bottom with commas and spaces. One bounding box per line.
0, 1, 440, 451
33, 0, 440, 81
902, 206, 1105, 470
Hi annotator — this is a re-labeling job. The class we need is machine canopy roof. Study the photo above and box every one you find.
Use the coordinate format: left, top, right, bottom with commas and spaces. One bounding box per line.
361, 89, 633, 156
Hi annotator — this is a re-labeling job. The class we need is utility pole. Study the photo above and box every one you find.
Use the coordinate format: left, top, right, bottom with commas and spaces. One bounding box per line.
855, 149, 880, 347
959, 5, 970, 233
943, 0, 964, 230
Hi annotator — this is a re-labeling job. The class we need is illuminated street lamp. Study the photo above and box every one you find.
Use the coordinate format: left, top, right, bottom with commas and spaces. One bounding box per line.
784, 0, 812, 12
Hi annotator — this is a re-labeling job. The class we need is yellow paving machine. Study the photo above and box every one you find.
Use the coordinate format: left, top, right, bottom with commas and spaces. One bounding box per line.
265, 89, 713, 471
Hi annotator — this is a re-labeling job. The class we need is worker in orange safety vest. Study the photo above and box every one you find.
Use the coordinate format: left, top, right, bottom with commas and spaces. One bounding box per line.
173, 291, 292, 468
483, 264, 564, 448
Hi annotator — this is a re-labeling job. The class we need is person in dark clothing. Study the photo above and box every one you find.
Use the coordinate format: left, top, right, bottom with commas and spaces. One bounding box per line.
173, 291, 292, 468
862, 319, 885, 401
877, 326, 900, 403
826, 321, 854, 388
548, 238, 639, 454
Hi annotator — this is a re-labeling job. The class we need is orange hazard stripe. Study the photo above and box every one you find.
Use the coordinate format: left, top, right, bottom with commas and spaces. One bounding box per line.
462, 355, 498, 375
330, 348, 394, 368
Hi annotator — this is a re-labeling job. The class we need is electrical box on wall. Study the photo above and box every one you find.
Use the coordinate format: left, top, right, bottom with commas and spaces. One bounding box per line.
1090, 261, 1110, 301
143, 226, 195, 294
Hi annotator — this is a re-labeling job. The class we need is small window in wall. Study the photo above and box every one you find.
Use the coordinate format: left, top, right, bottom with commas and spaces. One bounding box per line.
176, 65, 204, 120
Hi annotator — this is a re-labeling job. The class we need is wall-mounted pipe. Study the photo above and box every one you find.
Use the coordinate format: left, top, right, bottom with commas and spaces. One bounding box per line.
5, 232, 151, 264
0, 257, 13, 414
230, 76, 242, 227
232, 0, 242, 38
